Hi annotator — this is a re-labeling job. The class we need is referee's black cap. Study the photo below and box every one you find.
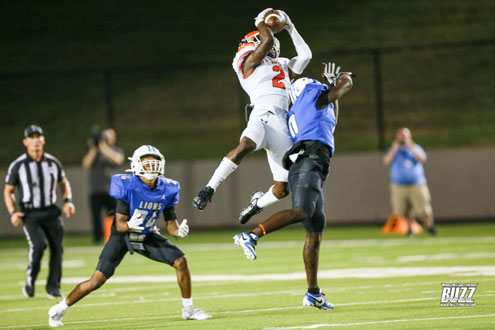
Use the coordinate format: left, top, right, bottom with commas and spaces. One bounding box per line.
24, 125, 44, 138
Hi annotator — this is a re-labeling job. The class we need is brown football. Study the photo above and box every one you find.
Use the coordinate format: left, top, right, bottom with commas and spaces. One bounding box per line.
264, 10, 286, 34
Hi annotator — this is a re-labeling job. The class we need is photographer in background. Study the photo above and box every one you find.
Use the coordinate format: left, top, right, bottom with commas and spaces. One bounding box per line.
82, 127, 124, 243
383, 127, 436, 235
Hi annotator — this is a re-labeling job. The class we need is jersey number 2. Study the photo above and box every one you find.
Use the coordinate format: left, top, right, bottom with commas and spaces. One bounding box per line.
272, 66, 285, 89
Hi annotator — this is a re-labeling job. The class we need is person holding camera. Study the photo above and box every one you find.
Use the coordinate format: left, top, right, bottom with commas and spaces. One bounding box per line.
383, 127, 436, 235
82, 128, 124, 242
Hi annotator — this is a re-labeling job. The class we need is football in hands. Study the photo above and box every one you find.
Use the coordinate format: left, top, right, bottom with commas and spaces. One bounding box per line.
264, 10, 286, 34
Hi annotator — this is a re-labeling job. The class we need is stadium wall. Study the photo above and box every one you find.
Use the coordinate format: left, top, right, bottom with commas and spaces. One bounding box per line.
1, 147, 494, 237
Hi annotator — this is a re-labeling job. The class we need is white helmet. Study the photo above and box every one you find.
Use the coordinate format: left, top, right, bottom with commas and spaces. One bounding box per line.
289, 77, 320, 104
127, 145, 165, 180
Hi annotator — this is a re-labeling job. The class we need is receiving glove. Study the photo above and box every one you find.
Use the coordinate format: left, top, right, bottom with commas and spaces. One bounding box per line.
278, 10, 294, 33
322, 62, 341, 86
254, 8, 273, 27
177, 219, 189, 238
127, 212, 145, 231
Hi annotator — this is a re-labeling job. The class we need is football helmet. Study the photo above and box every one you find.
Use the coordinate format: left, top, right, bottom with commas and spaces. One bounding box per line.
127, 145, 165, 180
238, 31, 280, 58
289, 77, 320, 104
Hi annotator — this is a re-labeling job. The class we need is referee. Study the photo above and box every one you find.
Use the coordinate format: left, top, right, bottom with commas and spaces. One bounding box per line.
3, 125, 76, 298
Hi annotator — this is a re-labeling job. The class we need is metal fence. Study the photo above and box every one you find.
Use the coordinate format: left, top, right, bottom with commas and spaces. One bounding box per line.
1, 39, 494, 165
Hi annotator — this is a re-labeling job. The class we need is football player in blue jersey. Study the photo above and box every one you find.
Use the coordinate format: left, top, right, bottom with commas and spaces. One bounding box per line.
234, 63, 353, 310
48, 145, 211, 327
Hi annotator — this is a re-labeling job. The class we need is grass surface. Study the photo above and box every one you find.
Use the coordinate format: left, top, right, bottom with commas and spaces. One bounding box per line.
1, 223, 494, 329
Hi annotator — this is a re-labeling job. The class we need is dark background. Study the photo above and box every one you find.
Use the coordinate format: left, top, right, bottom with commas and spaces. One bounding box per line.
1, 0, 494, 164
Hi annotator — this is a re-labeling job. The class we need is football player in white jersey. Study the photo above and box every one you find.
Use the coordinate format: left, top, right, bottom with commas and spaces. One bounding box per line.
193, 8, 312, 224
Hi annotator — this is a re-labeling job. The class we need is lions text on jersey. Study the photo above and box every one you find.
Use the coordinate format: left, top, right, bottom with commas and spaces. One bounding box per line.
233, 44, 291, 112
109, 174, 180, 235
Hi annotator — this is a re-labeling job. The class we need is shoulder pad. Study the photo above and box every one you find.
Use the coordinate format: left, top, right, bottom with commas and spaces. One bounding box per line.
109, 174, 132, 201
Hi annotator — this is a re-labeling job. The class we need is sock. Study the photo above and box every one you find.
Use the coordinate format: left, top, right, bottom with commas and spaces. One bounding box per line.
182, 297, 193, 309
206, 157, 238, 190
248, 232, 259, 241
60, 298, 69, 310
256, 186, 279, 208
308, 287, 320, 295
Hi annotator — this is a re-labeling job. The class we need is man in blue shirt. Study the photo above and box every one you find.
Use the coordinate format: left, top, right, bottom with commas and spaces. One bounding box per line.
48, 145, 211, 327
233, 62, 353, 310
383, 127, 435, 235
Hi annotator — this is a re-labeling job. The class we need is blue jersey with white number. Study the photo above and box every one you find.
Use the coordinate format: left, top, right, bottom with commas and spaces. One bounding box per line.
288, 83, 336, 155
390, 146, 427, 185
109, 174, 180, 235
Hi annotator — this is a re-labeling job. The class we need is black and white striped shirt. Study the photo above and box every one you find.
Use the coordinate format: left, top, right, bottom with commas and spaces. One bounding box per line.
5, 153, 65, 211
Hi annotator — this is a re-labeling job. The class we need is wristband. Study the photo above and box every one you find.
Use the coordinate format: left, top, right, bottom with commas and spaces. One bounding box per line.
9, 210, 15, 216
64, 198, 73, 204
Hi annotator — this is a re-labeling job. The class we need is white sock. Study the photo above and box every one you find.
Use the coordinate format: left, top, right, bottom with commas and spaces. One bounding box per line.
206, 157, 238, 190
60, 298, 69, 310
182, 297, 193, 309
256, 185, 280, 208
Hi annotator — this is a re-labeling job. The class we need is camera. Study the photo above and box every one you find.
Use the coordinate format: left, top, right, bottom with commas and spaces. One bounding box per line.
91, 125, 106, 146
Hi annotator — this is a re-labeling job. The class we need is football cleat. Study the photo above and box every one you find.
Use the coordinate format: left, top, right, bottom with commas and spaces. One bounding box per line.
23, 284, 34, 298
182, 307, 212, 320
303, 291, 334, 310
48, 302, 68, 327
192, 186, 214, 210
239, 191, 264, 224
46, 290, 63, 299
233, 233, 258, 260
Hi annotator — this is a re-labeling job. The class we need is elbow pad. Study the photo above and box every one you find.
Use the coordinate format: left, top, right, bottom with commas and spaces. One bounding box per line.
288, 27, 312, 74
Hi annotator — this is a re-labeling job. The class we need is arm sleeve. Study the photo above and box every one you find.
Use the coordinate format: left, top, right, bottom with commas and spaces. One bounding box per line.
116, 199, 130, 216
288, 27, 312, 75
163, 206, 177, 221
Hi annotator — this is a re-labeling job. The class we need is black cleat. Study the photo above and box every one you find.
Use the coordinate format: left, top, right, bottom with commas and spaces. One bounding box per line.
427, 226, 437, 236
23, 284, 34, 298
193, 186, 214, 210
46, 290, 63, 299
239, 191, 264, 224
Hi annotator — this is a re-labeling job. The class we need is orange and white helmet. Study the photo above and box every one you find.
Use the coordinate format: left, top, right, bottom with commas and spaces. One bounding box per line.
237, 31, 280, 58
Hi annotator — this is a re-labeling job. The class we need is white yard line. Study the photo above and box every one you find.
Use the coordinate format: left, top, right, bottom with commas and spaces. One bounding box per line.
24, 265, 495, 285
263, 314, 495, 329
1, 236, 495, 256
1, 303, 494, 329
397, 252, 495, 262
2, 292, 493, 313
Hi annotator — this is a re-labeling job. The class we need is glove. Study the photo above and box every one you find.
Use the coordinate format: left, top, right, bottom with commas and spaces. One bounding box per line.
177, 219, 189, 238
127, 212, 145, 231
278, 10, 294, 33
322, 62, 341, 86
254, 8, 273, 27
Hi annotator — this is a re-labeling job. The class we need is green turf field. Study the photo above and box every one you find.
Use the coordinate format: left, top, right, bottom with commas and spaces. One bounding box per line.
1, 223, 494, 329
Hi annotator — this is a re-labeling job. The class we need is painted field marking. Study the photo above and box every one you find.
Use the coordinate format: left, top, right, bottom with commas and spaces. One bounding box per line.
2, 292, 494, 313
263, 314, 495, 329
1, 236, 495, 257
32, 265, 495, 284
1, 305, 494, 329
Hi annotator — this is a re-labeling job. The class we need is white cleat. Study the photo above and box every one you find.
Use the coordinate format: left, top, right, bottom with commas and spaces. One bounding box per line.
233, 233, 258, 260
302, 291, 334, 310
48, 302, 67, 327
182, 307, 212, 320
